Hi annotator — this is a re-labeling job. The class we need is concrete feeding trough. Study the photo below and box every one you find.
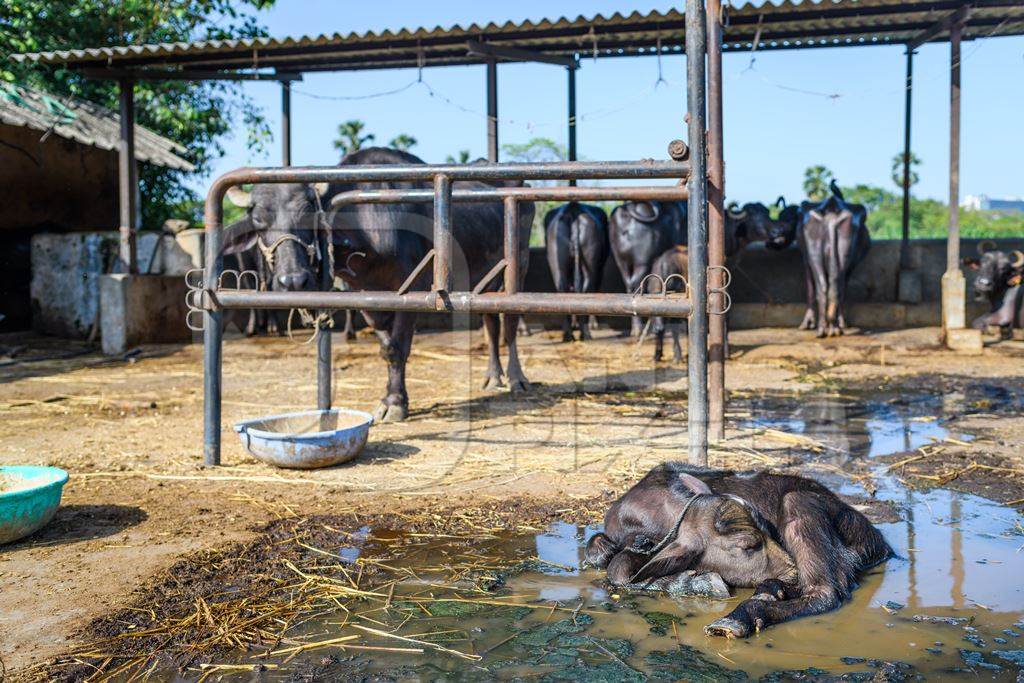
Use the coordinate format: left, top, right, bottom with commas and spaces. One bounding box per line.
234, 409, 374, 469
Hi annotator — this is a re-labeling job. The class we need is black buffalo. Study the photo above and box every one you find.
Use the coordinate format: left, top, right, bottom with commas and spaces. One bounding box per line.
609, 200, 687, 336
610, 199, 792, 336
586, 462, 892, 637
544, 202, 609, 341
223, 147, 535, 422
794, 181, 871, 337
647, 245, 688, 363
964, 244, 1024, 336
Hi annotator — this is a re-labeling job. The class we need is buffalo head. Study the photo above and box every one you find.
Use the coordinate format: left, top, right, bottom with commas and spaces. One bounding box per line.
222, 183, 330, 291
586, 470, 796, 589
963, 242, 1024, 303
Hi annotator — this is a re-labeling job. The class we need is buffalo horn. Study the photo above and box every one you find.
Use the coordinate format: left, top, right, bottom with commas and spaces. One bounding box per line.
1011, 250, 1024, 269
977, 239, 996, 256
225, 185, 251, 207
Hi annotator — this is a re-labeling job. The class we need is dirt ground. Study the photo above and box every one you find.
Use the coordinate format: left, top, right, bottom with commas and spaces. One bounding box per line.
1, 324, 1023, 677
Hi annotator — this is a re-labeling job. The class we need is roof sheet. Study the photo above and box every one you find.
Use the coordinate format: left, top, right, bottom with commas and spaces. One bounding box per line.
7, 1, 1022, 74
0, 83, 195, 171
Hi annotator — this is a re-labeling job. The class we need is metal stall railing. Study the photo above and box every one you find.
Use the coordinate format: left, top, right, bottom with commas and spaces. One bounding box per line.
194, 0, 717, 469
192, 158, 709, 466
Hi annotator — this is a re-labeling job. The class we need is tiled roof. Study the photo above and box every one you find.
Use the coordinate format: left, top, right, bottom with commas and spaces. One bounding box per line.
0, 82, 195, 170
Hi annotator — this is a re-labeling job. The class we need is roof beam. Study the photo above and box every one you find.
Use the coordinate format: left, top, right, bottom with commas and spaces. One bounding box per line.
906, 4, 971, 50
466, 40, 578, 67
80, 68, 302, 82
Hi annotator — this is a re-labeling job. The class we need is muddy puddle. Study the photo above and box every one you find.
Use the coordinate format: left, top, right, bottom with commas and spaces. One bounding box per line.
134, 388, 1024, 680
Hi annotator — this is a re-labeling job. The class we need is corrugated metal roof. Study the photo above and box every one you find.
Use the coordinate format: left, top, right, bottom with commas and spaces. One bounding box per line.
0, 83, 195, 171
8, 1, 1022, 74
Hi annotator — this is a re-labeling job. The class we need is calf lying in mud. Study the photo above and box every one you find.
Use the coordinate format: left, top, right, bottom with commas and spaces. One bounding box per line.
586, 463, 893, 637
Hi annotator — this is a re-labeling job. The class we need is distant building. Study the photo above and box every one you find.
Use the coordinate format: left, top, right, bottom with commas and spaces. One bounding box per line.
962, 194, 1024, 213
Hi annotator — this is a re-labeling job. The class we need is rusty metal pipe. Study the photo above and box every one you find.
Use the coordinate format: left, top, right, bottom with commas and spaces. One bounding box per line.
433, 174, 453, 294
212, 290, 691, 318
706, 0, 726, 445
329, 184, 689, 208
207, 161, 690, 198
503, 197, 520, 295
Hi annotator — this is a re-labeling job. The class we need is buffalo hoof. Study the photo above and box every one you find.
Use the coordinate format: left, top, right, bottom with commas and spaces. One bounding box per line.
373, 402, 408, 423
483, 375, 506, 391
561, 331, 575, 343
798, 311, 816, 330
508, 377, 531, 394
588, 316, 600, 331
705, 616, 751, 639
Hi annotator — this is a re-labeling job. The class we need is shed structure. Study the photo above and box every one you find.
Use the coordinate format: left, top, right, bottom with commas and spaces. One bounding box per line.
10, 0, 1023, 456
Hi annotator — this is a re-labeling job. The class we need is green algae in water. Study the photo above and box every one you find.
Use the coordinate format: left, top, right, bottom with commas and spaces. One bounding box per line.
643, 610, 687, 636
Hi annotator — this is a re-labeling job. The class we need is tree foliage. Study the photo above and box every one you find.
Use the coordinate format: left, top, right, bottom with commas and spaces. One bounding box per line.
333, 119, 375, 155
802, 165, 834, 201
890, 151, 921, 191
445, 149, 471, 164
501, 137, 566, 164
388, 133, 417, 151
0, 0, 276, 229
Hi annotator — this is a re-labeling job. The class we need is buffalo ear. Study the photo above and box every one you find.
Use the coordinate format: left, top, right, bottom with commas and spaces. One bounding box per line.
584, 532, 618, 569
677, 472, 712, 496
629, 536, 702, 583
221, 217, 261, 256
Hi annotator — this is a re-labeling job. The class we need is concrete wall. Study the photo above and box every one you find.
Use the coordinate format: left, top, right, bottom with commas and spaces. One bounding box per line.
30, 232, 193, 339
520, 238, 1020, 329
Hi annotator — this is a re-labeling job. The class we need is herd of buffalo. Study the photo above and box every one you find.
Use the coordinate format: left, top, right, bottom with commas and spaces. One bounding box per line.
220, 148, 1023, 423
215, 147, 1021, 634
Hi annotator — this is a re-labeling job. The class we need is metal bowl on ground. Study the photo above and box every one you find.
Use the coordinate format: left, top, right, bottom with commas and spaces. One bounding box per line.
234, 408, 374, 469
0, 466, 69, 545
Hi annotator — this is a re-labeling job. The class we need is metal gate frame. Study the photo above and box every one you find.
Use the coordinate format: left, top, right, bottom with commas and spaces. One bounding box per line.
197, 0, 717, 467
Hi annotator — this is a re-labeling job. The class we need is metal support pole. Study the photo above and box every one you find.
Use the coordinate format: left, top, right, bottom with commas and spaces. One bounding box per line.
317, 229, 332, 411
486, 59, 499, 162
504, 197, 521, 293
117, 78, 138, 274
942, 20, 967, 336
706, 0, 726, 445
433, 174, 453, 293
899, 48, 914, 270
947, 23, 962, 275
567, 64, 577, 186
281, 81, 292, 166
685, 0, 709, 465
203, 196, 224, 466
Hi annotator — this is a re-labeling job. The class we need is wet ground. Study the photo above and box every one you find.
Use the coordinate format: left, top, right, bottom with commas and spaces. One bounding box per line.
119, 385, 1024, 682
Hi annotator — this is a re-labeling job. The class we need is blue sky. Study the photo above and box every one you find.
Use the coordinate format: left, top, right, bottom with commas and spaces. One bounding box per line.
193, 1, 1024, 204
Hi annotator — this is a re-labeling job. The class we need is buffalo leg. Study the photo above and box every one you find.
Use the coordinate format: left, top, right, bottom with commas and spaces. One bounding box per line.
705, 491, 858, 637
671, 322, 684, 364
624, 268, 649, 337
653, 320, 665, 362
482, 313, 505, 390
503, 313, 531, 393
373, 312, 414, 423
561, 315, 575, 343
798, 260, 816, 330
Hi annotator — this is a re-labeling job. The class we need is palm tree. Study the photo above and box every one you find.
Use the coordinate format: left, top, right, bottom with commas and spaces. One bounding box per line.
388, 134, 417, 151
803, 165, 834, 201
890, 152, 921, 192
445, 149, 472, 164
333, 120, 375, 155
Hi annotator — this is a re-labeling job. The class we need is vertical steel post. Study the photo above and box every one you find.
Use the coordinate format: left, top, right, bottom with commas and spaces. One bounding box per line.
899, 48, 914, 270
117, 78, 138, 274
706, 0, 726, 445
685, 0, 709, 465
281, 80, 292, 166
947, 22, 962, 275
203, 194, 224, 466
567, 63, 578, 187
433, 175, 453, 293
487, 59, 499, 162
941, 20, 967, 337
504, 197, 520, 293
